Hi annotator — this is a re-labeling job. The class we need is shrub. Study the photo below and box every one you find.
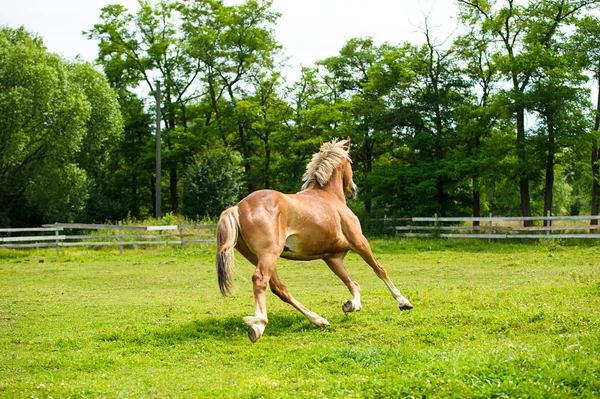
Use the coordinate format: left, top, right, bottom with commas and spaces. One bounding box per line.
181, 149, 244, 219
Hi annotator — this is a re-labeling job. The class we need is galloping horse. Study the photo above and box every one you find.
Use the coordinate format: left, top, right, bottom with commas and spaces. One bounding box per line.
216, 137, 413, 342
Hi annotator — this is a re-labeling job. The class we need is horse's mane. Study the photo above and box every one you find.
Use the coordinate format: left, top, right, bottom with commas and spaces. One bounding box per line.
301, 138, 351, 191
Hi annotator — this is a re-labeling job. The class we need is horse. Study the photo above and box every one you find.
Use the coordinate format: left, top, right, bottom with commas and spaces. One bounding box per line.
216, 137, 413, 342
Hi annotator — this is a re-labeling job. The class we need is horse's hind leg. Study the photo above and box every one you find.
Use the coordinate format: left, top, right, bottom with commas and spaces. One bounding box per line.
350, 235, 413, 310
269, 269, 330, 327
243, 253, 277, 343
324, 257, 362, 313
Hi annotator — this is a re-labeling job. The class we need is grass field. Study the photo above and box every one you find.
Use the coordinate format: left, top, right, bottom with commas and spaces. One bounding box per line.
1, 239, 599, 398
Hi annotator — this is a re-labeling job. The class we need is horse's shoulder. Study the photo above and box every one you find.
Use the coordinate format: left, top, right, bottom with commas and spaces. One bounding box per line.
337, 205, 361, 230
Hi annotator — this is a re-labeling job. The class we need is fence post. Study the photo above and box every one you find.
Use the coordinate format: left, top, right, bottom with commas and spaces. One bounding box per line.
489, 213, 493, 242
179, 219, 184, 250
118, 221, 123, 255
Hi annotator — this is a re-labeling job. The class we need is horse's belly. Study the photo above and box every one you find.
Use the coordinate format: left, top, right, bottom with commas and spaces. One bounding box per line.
280, 233, 346, 260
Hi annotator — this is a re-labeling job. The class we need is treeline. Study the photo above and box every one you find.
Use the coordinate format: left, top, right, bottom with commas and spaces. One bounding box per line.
2, 0, 600, 228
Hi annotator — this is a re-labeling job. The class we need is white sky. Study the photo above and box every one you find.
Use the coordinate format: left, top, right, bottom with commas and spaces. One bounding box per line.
0, 0, 459, 80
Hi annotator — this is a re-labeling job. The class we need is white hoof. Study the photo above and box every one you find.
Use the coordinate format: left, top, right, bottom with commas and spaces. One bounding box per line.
312, 316, 331, 327
398, 297, 413, 310
247, 324, 261, 343
243, 316, 267, 343
342, 300, 362, 313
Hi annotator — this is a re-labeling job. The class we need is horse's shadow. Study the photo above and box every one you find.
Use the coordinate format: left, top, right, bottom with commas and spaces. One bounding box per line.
150, 312, 335, 344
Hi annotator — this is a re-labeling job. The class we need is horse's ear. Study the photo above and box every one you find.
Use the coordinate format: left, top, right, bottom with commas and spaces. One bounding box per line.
343, 136, 351, 152
320, 139, 324, 147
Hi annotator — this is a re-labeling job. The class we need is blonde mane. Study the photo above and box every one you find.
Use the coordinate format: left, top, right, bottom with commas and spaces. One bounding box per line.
301, 139, 351, 191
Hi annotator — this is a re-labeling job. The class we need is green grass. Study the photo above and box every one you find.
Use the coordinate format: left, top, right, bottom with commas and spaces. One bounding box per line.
1, 239, 599, 398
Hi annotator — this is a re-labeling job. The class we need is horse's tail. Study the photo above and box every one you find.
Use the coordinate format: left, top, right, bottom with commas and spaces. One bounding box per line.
216, 206, 239, 296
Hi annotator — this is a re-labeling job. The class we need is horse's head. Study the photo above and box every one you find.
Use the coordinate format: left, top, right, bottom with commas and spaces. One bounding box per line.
338, 137, 358, 200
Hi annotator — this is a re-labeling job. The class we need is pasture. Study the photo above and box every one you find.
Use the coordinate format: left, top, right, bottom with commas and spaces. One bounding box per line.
0, 239, 599, 398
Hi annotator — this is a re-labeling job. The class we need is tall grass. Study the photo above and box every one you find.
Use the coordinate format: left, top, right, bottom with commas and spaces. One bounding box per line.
0, 239, 599, 398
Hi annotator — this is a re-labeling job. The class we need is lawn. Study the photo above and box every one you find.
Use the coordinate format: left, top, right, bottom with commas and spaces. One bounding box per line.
1, 239, 599, 398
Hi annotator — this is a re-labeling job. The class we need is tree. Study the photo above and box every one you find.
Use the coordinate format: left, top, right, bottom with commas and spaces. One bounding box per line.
182, 0, 282, 192
85, 92, 154, 222
235, 70, 292, 189
0, 27, 122, 226
180, 149, 243, 219
89, 0, 283, 209
453, 22, 503, 224
458, 0, 599, 224
572, 15, 600, 225
317, 38, 396, 213
268, 67, 332, 194
528, 54, 591, 222
87, 0, 202, 213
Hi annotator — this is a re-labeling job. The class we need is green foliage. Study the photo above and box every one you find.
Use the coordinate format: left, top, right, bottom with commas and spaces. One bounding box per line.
457, 0, 599, 220
69, 62, 123, 178
24, 164, 89, 222
1, 240, 599, 397
0, 27, 122, 226
181, 149, 244, 219
5, 0, 600, 226
87, 0, 283, 215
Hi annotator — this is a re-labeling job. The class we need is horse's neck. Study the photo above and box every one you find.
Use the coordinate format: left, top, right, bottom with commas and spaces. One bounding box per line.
322, 168, 346, 203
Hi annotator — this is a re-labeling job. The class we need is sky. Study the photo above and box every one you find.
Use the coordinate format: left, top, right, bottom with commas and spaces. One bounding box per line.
0, 0, 459, 79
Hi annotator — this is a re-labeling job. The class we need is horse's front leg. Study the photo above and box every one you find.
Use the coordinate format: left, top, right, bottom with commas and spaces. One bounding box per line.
350, 235, 413, 310
324, 257, 363, 313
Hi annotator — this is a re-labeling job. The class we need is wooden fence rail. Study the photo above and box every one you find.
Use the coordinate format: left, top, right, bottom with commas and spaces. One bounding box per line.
372, 214, 600, 240
0, 222, 216, 253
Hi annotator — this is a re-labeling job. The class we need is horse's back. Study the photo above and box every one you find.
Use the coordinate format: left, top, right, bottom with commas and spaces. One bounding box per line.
238, 189, 337, 215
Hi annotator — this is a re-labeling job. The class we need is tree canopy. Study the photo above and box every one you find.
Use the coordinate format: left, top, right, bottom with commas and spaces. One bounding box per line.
0, 27, 122, 227
2, 0, 600, 227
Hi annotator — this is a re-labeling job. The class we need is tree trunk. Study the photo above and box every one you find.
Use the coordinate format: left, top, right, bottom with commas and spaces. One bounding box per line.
591, 72, 600, 228
472, 135, 481, 227
207, 74, 228, 147
170, 166, 178, 214
516, 106, 532, 226
363, 139, 374, 214
225, 84, 252, 191
131, 171, 138, 219
543, 123, 555, 226
150, 178, 156, 219
238, 122, 252, 189
264, 144, 271, 189
472, 174, 481, 227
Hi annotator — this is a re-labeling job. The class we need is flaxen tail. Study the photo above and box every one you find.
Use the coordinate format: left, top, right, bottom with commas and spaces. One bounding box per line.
216, 206, 239, 296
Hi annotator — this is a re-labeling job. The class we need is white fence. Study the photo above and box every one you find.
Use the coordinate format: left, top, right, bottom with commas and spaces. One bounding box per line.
0, 222, 216, 254
377, 214, 600, 239
5, 215, 600, 253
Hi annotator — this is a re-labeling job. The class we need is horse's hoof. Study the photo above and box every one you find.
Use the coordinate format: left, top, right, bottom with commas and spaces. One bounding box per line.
247, 324, 261, 343
342, 300, 354, 313
243, 316, 266, 343
313, 317, 331, 327
398, 299, 413, 310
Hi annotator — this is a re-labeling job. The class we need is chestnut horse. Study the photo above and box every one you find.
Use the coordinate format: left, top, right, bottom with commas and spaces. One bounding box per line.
216, 138, 412, 342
